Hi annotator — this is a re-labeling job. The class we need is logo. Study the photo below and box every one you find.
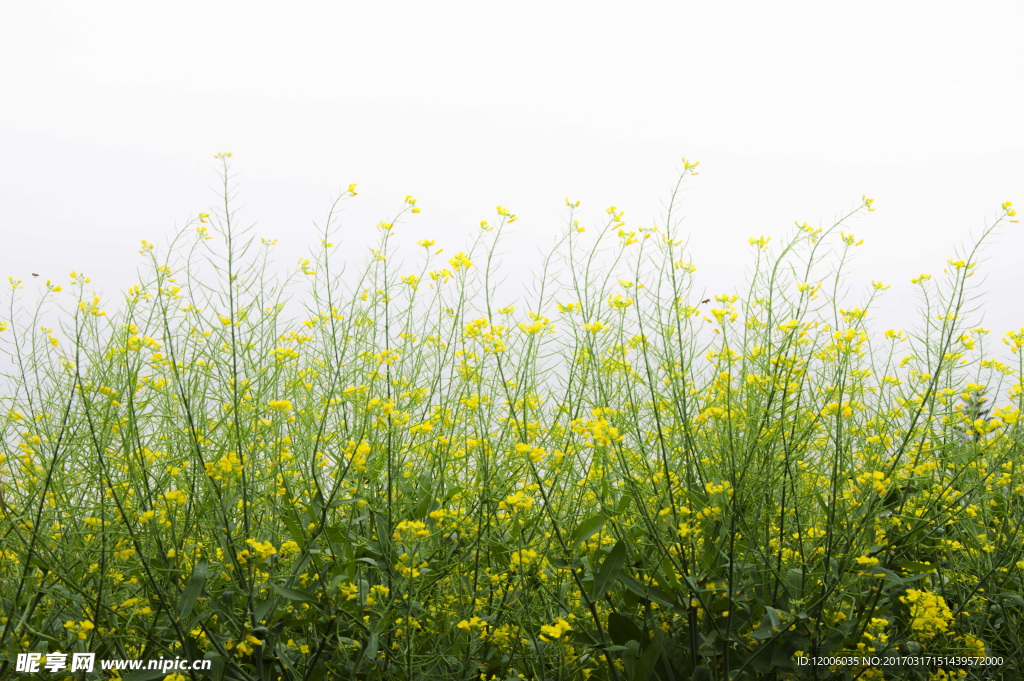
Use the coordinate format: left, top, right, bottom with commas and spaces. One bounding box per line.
13, 653, 211, 675
15, 652, 95, 673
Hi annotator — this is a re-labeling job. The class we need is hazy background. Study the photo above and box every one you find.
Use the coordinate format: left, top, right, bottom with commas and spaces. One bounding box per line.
2, 2, 1022, 339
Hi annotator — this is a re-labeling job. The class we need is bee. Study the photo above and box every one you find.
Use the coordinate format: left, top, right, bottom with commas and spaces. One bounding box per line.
701, 299, 710, 304
32, 273, 39, 277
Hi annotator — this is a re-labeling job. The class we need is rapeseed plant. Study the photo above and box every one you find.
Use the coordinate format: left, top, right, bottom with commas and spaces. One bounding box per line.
0, 157, 1021, 680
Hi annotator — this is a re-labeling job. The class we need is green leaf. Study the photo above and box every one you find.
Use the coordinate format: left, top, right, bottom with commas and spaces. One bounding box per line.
785, 568, 805, 597
818, 628, 845, 654
895, 560, 937, 574
254, 597, 274, 623
282, 508, 305, 546
752, 612, 779, 640
277, 647, 296, 670
359, 633, 379, 671
618, 572, 679, 611
635, 634, 664, 681
178, 559, 208, 621
569, 628, 600, 646
699, 629, 718, 653
374, 514, 391, 552
328, 574, 348, 593
589, 540, 627, 600
747, 639, 776, 673
607, 612, 644, 646
204, 652, 225, 681
290, 550, 312, 579
658, 559, 682, 591
571, 513, 607, 548
356, 557, 384, 570
867, 567, 903, 584
272, 583, 316, 603
307, 659, 327, 681
411, 475, 434, 520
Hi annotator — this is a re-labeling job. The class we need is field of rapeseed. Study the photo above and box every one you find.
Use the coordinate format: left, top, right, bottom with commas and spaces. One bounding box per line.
2, 155, 1023, 681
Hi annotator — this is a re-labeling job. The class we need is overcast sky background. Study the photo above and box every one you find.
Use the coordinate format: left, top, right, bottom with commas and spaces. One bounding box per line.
2, 2, 1022, 342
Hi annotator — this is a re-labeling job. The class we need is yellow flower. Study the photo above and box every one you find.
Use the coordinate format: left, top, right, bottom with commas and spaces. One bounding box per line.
496, 205, 517, 222
245, 538, 278, 562
448, 252, 472, 271
394, 520, 430, 541
900, 589, 952, 640
267, 399, 293, 412
539, 617, 572, 642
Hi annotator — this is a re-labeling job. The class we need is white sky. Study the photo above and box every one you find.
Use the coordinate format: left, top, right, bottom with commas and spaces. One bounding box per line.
2, 2, 1022, 340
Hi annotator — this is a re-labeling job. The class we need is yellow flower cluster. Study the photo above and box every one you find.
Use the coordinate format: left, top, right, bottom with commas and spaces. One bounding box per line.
205, 451, 243, 481
394, 520, 430, 541
456, 616, 488, 634
539, 617, 572, 642
901, 589, 953, 640
448, 251, 472, 271
519, 312, 554, 335
499, 491, 534, 514
963, 633, 986, 659
63, 620, 95, 640
509, 548, 538, 571
245, 538, 278, 562
514, 442, 546, 464
162, 489, 187, 506
397, 551, 428, 578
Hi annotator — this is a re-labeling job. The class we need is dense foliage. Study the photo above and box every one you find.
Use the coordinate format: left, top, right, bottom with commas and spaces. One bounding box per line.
2, 157, 1023, 681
